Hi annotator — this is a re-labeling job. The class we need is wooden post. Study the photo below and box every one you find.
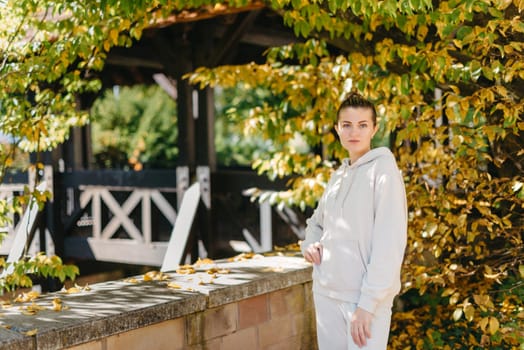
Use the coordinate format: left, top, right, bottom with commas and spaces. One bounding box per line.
176, 79, 196, 169
195, 87, 216, 257
196, 87, 216, 172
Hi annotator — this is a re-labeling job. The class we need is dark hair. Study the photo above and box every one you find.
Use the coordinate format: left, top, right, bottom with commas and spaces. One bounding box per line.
336, 92, 377, 125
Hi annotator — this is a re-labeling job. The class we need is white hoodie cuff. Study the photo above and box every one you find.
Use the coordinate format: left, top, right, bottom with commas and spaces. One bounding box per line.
357, 297, 377, 315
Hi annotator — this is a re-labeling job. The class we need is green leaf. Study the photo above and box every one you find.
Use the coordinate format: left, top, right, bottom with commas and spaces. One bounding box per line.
482, 67, 494, 80
456, 26, 472, 40
401, 74, 410, 95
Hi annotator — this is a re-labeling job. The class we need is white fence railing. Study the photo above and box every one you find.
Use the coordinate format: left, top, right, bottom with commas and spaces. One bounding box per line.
0, 166, 54, 257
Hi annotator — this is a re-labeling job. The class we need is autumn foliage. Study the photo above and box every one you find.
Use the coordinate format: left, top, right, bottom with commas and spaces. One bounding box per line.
186, 0, 524, 348
1, 0, 523, 348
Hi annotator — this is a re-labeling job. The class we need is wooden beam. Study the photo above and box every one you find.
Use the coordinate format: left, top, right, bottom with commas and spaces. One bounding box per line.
210, 10, 261, 67
242, 27, 300, 47
148, 2, 266, 28
60, 169, 178, 188
64, 237, 169, 266
105, 54, 164, 69
153, 73, 177, 99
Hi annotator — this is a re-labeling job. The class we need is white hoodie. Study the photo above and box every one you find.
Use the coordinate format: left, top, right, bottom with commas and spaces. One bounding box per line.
301, 147, 407, 314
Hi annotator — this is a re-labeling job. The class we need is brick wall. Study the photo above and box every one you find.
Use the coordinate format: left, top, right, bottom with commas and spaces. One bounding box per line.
65, 283, 316, 350
0, 256, 317, 350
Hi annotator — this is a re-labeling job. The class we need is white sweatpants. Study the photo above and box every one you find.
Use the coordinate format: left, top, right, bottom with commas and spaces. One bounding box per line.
313, 293, 392, 350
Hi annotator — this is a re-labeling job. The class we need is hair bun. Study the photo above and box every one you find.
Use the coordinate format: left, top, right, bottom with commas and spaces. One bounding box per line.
336, 90, 377, 124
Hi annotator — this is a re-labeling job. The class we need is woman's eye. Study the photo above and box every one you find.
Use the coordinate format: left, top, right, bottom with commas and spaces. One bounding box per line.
359, 124, 368, 128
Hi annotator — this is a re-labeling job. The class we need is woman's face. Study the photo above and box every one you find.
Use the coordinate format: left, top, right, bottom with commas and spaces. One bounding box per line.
334, 107, 378, 161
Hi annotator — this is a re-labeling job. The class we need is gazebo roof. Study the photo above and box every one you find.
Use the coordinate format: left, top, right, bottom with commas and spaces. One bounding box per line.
98, 4, 301, 88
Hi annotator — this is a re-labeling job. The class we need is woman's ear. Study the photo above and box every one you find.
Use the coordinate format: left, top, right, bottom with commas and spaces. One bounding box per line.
372, 124, 379, 138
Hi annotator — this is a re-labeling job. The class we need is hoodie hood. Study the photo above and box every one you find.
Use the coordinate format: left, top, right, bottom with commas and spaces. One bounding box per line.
336, 147, 394, 203
341, 147, 393, 169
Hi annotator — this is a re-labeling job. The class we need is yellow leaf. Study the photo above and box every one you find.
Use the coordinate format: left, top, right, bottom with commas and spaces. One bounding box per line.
167, 282, 182, 289
194, 258, 214, 266
227, 252, 257, 262
21, 302, 46, 315
124, 277, 139, 283
120, 19, 131, 30
109, 29, 119, 45
464, 305, 475, 322
63, 287, 80, 294
143, 270, 168, 281
441, 288, 455, 297
489, 317, 499, 334
24, 329, 38, 336
473, 294, 493, 309
14, 291, 40, 303
206, 267, 230, 274
452, 308, 463, 321
450, 292, 460, 305
176, 265, 196, 275
67, 283, 91, 292
479, 316, 489, 331
52, 298, 62, 312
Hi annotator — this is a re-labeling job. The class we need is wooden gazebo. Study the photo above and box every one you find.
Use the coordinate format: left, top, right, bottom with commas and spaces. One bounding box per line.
28, 4, 306, 269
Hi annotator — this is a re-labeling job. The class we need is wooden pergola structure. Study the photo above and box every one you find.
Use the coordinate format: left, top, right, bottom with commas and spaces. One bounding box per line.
36, 4, 306, 267
68, 3, 300, 170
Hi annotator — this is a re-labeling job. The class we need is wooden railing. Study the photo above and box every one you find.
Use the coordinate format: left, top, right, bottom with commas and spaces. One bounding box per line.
1, 168, 303, 267
62, 168, 188, 266
0, 167, 53, 257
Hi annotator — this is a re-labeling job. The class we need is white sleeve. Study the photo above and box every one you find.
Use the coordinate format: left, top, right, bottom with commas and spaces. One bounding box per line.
358, 162, 408, 313
300, 193, 325, 256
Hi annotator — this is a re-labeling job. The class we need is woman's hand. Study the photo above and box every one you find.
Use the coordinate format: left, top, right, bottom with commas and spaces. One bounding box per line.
350, 307, 373, 348
304, 242, 323, 265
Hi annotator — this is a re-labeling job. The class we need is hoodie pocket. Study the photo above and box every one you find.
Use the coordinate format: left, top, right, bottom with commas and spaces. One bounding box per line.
315, 239, 366, 292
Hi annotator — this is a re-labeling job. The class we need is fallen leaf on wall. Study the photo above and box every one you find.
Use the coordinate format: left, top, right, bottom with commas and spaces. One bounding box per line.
143, 271, 169, 281
20, 302, 46, 315
14, 291, 40, 303
194, 257, 214, 266
167, 282, 182, 289
176, 265, 196, 275
24, 329, 38, 336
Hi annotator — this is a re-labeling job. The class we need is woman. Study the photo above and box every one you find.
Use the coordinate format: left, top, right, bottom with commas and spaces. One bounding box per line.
301, 92, 407, 349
